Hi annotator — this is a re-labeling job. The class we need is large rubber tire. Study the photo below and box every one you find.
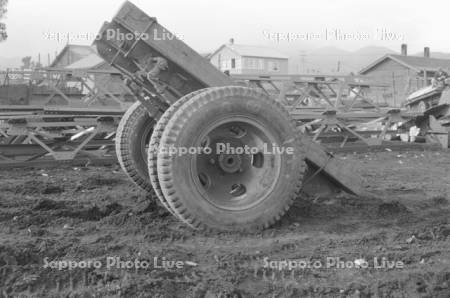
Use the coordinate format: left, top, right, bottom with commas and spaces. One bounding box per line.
116, 101, 156, 194
148, 88, 215, 216
156, 86, 306, 231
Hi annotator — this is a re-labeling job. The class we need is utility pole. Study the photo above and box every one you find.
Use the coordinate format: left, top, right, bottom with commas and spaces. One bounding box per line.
392, 72, 396, 107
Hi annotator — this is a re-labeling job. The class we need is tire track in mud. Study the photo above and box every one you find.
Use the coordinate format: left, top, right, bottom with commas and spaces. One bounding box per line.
0, 152, 449, 297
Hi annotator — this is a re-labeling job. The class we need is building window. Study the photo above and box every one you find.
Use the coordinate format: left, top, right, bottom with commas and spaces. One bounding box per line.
268, 61, 280, 72
244, 58, 264, 70
221, 60, 228, 70
231, 58, 236, 69
257, 59, 264, 70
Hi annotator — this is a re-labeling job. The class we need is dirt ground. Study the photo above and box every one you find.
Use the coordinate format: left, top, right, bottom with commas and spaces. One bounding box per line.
0, 150, 449, 297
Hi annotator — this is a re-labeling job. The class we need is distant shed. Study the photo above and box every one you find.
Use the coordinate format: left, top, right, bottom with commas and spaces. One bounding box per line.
50, 45, 97, 68
51, 45, 128, 97
359, 45, 450, 106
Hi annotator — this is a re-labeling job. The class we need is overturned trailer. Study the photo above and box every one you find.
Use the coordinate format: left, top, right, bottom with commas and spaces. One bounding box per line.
93, 1, 371, 232
404, 78, 450, 113
401, 79, 450, 148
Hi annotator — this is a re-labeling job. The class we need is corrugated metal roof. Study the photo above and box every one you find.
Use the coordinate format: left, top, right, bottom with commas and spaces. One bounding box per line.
65, 53, 104, 69
68, 45, 97, 56
50, 44, 97, 68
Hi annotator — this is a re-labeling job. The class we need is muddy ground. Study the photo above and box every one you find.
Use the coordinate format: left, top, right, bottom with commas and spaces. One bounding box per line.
0, 150, 449, 297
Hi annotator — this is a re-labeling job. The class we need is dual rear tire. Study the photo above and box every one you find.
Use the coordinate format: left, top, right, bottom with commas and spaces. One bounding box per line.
115, 101, 155, 194
116, 86, 306, 231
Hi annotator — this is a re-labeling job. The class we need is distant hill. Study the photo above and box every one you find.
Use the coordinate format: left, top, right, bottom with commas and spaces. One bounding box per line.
287, 46, 397, 74
4, 46, 449, 75
413, 51, 450, 60
285, 46, 450, 74
0, 56, 22, 70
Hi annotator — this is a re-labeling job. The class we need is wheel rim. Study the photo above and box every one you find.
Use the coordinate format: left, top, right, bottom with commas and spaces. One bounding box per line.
191, 116, 282, 211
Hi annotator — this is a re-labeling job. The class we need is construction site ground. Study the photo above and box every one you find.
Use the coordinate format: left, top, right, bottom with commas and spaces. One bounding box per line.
0, 149, 449, 297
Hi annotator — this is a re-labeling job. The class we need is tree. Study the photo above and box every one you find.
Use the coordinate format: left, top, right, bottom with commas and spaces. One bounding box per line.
0, 0, 7, 42
21, 56, 32, 70
21, 56, 44, 70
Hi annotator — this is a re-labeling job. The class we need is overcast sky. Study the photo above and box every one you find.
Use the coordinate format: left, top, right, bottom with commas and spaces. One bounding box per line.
0, 0, 449, 60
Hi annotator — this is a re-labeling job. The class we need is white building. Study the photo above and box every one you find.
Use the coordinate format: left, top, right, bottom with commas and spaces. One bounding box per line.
209, 40, 289, 75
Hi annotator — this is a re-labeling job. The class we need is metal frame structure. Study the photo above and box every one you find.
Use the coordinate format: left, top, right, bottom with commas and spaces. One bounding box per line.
1, 72, 448, 168
0, 68, 136, 167
0, 68, 137, 109
234, 74, 450, 149
0, 106, 122, 167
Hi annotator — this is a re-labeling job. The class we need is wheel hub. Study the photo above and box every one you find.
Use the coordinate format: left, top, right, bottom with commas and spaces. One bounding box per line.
218, 153, 242, 173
